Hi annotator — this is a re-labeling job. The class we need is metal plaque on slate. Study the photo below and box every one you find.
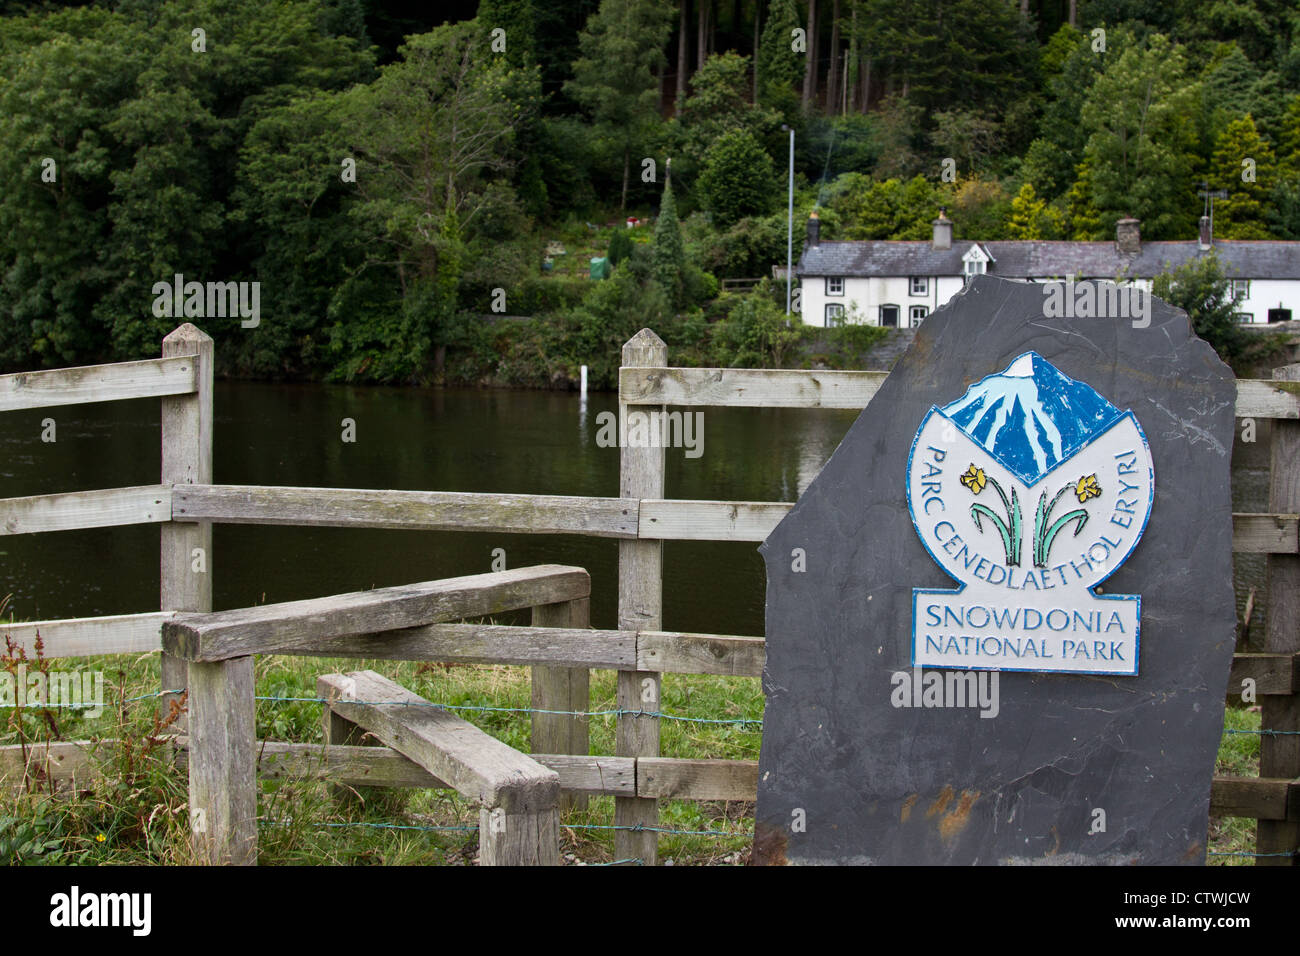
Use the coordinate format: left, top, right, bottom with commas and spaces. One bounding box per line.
753, 275, 1238, 865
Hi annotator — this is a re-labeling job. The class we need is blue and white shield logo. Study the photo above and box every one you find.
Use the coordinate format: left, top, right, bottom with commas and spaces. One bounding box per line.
906, 353, 1155, 676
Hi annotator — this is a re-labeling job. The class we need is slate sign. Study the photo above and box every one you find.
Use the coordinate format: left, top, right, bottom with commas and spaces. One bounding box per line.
754, 276, 1237, 865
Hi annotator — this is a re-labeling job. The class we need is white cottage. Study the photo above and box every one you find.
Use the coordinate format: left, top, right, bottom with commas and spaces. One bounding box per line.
796, 209, 1300, 328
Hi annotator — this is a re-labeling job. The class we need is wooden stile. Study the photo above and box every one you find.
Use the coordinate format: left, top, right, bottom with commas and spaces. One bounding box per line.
531, 598, 591, 811
162, 565, 590, 662
187, 656, 256, 865
319, 671, 560, 865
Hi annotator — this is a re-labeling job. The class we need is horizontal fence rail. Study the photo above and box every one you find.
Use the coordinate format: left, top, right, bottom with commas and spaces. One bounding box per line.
3, 740, 1296, 824
171, 484, 637, 538
0, 356, 197, 412
3, 483, 1295, 555
620, 367, 1300, 419
0, 485, 170, 536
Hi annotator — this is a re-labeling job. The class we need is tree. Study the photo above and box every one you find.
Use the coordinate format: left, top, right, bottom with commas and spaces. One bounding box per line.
1079, 34, 1201, 240
652, 179, 685, 306
1007, 183, 1061, 239
339, 20, 529, 378
757, 0, 800, 114
1208, 114, 1275, 239
679, 52, 780, 163
565, 0, 673, 210
700, 128, 776, 228
1151, 253, 1247, 366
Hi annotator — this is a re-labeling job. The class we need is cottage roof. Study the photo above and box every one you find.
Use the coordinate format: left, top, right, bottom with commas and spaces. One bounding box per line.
797, 239, 1300, 281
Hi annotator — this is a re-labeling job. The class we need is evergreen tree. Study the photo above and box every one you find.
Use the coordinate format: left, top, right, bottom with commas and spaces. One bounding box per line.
1079, 35, 1201, 239
757, 0, 801, 115
1208, 114, 1275, 239
565, 0, 673, 210
652, 179, 685, 307
1007, 183, 1061, 240
1152, 253, 1247, 366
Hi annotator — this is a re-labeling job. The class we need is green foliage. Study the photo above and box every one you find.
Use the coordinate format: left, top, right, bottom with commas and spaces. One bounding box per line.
652, 180, 685, 306
564, 0, 672, 208
700, 129, 777, 229
711, 284, 800, 368
1007, 183, 1062, 240
0, 811, 66, 864
1209, 114, 1275, 238
756, 0, 801, 116
607, 228, 634, 266
680, 52, 781, 164
1151, 253, 1247, 365
1079, 34, 1201, 239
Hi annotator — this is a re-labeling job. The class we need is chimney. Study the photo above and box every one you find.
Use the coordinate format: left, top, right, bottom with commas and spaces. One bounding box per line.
1198, 214, 1212, 250
806, 210, 820, 248
932, 207, 952, 250
1115, 217, 1141, 255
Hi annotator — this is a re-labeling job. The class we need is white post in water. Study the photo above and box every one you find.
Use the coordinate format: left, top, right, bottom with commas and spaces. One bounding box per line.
580, 365, 588, 397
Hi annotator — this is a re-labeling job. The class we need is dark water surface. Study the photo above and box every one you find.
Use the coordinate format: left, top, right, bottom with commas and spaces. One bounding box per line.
0, 383, 860, 635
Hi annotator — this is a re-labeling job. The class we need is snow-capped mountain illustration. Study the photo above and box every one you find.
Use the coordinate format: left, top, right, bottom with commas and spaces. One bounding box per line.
939, 352, 1124, 485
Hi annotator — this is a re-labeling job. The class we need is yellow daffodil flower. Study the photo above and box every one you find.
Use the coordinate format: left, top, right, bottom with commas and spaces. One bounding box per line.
1074, 474, 1101, 503
960, 464, 987, 494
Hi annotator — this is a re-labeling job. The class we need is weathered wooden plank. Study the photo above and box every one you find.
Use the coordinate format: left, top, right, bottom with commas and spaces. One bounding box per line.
1259, 363, 1300, 864
1227, 654, 1300, 697
619, 367, 1299, 418
188, 657, 256, 865
1211, 775, 1297, 821
617, 330, 667, 866
0, 740, 99, 789
172, 484, 638, 538
1233, 513, 1300, 554
531, 599, 591, 812
0, 356, 196, 412
1238, 378, 1300, 420
238, 742, 636, 795
639, 499, 792, 542
0, 612, 170, 658
317, 670, 559, 813
160, 324, 214, 725
164, 565, 591, 662
0, 485, 170, 536
638, 757, 759, 802
620, 367, 888, 409
638, 630, 766, 677
282, 621, 635, 669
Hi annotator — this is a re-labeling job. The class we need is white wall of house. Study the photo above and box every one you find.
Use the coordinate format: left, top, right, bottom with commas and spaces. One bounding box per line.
800, 275, 964, 327
800, 273, 1298, 326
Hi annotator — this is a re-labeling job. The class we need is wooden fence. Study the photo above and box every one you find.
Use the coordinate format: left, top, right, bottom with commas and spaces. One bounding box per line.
1, 323, 1297, 865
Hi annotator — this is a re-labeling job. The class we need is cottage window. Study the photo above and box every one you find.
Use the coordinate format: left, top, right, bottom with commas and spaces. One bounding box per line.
825, 303, 846, 326
909, 306, 929, 327
1232, 279, 1250, 300
826, 276, 845, 295
880, 304, 900, 328
909, 277, 928, 296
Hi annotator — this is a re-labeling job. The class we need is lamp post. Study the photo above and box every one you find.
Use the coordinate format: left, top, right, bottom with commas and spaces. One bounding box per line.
781, 123, 794, 316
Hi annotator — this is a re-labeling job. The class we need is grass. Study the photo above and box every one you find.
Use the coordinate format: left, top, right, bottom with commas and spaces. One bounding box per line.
0, 642, 1268, 866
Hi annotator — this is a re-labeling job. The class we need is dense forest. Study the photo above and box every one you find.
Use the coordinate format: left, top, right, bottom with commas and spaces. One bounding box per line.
1, 0, 1297, 383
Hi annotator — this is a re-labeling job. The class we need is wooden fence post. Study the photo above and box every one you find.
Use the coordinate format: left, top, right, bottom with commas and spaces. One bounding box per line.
531, 597, 591, 811
616, 329, 666, 865
160, 324, 213, 724
1259, 362, 1300, 865
188, 656, 256, 865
